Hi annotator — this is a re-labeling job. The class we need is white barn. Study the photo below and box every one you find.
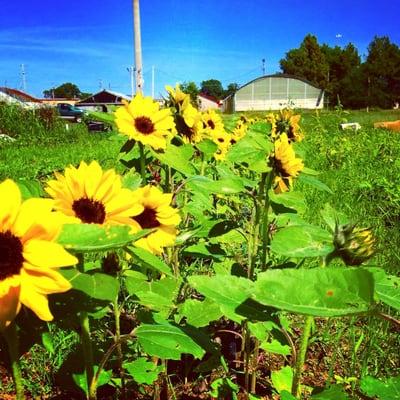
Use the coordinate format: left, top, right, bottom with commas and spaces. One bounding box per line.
222, 74, 324, 112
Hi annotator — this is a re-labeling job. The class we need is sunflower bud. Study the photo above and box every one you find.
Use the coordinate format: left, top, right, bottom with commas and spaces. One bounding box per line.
333, 223, 375, 266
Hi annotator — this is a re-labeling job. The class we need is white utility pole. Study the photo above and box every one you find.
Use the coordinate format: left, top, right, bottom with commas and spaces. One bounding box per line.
20, 64, 27, 92
151, 65, 155, 99
133, 0, 143, 95
127, 66, 135, 97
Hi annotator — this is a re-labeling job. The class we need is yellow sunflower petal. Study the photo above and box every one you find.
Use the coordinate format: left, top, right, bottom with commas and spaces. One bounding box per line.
0, 179, 21, 230
0, 282, 21, 331
19, 286, 53, 321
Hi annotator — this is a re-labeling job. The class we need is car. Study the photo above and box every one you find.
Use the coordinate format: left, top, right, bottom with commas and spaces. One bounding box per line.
56, 103, 85, 123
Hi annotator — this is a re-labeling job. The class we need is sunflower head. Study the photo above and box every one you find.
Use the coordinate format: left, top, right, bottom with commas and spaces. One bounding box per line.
130, 185, 181, 254
0, 179, 77, 329
45, 161, 144, 229
274, 109, 303, 142
165, 84, 191, 111
333, 223, 375, 266
115, 93, 175, 150
175, 104, 205, 144
272, 133, 304, 193
202, 109, 224, 133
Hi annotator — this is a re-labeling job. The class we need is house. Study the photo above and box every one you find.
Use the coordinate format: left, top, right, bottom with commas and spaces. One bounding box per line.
198, 93, 221, 111
221, 74, 324, 112
76, 89, 131, 112
0, 87, 42, 108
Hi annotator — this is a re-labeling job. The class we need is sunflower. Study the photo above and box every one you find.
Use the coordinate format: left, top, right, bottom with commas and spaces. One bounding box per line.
130, 185, 181, 254
202, 109, 224, 134
115, 93, 175, 150
45, 161, 144, 228
272, 133, 304, 193
165, 84, 191, 111
175, 103, 205, 144
272, 109, 303, 142
0, 179, 77, 329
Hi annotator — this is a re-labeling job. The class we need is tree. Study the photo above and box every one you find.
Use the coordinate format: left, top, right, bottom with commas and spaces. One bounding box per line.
224, 83, 240, 98
200, 79, 224, 100
280, 34, 329, 89
43, 82, 82, 99
180, 81, 200, 105
364, 36, 400, 108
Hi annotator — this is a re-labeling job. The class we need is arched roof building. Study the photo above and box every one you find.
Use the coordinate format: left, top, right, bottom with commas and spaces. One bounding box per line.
222, 74, 324, 113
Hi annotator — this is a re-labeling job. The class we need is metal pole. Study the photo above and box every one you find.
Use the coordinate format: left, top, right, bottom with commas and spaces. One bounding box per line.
133, 0, 143, 95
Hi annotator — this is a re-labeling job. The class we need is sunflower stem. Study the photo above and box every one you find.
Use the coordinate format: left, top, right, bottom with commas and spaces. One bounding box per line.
113, 294, 126, 400
139, 142, 146, 181
80, 311, 95, 400
3, 322, 24, 400
291, 315, 314, 398
261, 172, 273, 270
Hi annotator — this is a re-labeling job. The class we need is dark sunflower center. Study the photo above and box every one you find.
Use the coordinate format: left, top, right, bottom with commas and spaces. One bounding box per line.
134, 116, 155, 135
0, 231, 24, 281
274, 158, 290, 178
133, 207, 160, 229
72, 198, 106, 224
217, 137, 225, 143
207, 120, 215, 129
176, 115, 194, 141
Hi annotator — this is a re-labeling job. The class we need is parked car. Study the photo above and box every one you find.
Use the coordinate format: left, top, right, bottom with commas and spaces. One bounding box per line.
57, 103, 85, 122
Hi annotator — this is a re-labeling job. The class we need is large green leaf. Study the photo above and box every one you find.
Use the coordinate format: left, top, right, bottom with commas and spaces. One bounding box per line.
187, 175, 246, 195
269, 190, 306, 214
57, 224, 149, 253
271, 366, 293, 394
320, 203, 349, 233
298, 174, 333, 194
150, 143, 195, 176
360, 375, 400, 400
123, 358, 164, 385
188, 275, 269, 322
270, 224, 334, 258
254, 268, 375, 317
368, 267, 400, 311
127, 246, 173, 276
179, 298, 223, 327
311, 385, 350, 399
17, 179, 44, 200
136, 323, 206, 360
60, 268, 119, 301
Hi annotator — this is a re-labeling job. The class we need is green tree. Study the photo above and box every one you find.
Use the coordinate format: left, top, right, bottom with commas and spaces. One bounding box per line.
200, 79, 224, 100
280, 34, 329, 89
224, 83, 240, 98
43, 82, 82, 99
364, 36, 400, 108
180, 81, 200, 105
321, 43, 361, 106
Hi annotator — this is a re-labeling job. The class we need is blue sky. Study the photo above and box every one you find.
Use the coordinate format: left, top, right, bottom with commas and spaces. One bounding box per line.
1, 0, 398, 98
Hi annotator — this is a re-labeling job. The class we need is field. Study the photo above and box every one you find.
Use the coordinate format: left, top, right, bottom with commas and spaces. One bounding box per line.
0, 102, 399, 400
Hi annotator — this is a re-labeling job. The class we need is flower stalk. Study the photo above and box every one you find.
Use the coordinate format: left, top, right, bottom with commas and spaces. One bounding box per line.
80, 311, 95, 400
3, 322, 24, 400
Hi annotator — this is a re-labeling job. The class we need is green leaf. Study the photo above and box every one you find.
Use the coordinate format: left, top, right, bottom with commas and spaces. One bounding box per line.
183, 243, 226, 260
320, 204, 349, 232
196, 139, 218, 157
311, 385, 350, 399
298, 174, 333, 194
269, 190, 306, 214
188, 275, 256, 322
271, 366, 293, 394
260, 339, 291, 356
368, 267, 400, 311
150, 143, 195, 176
281, 391, 297, 400
57, 224, 149, 253
41, 332, 54, 354
187, 175, 246, 195
16, 179, 44, 200
360, 375, 400, 400
179, 298, 223, 327
122, 171, 142, 190
254, 268, 375, 317
60, 268, 119, 301
270, 225, 334, 258
124, 358, 164, 385
136, 323, 206, 360
127, 246, 173, 277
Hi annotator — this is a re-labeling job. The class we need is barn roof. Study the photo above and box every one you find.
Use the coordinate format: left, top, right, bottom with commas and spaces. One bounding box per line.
0, 87, 41, 102
77, 89, 131, 105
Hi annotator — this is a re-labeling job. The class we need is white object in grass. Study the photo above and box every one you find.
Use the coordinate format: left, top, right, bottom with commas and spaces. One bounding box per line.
340, 122, 361, 130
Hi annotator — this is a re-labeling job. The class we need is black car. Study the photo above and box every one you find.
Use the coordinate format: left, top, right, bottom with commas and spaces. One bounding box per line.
57, 103, 85, 122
